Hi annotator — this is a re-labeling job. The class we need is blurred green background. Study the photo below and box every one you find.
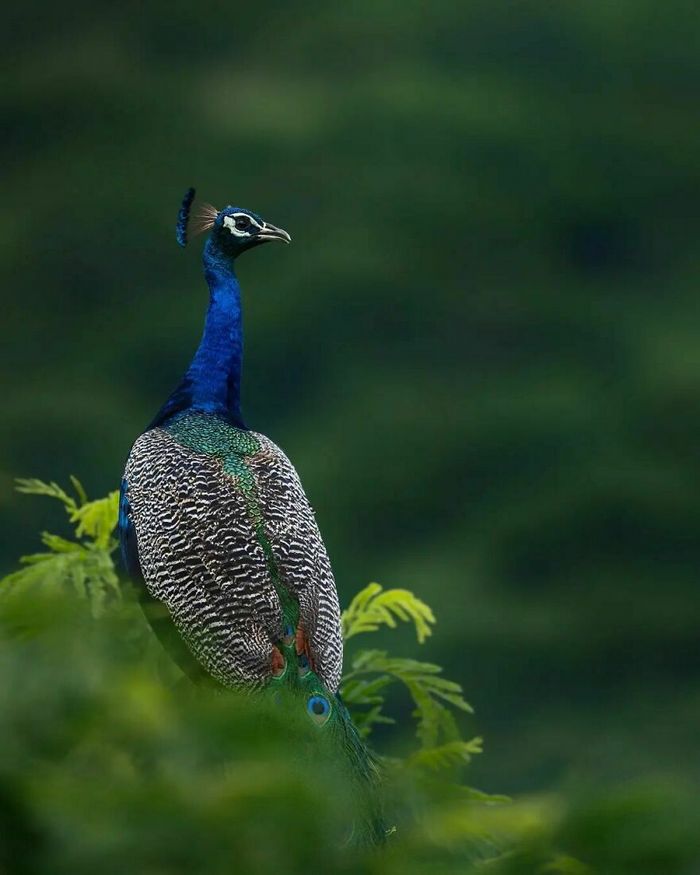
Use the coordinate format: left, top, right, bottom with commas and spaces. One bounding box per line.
2, 0, 699, 802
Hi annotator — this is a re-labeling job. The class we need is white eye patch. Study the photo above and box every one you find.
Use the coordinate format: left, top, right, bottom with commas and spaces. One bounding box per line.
223, 213, 263, 237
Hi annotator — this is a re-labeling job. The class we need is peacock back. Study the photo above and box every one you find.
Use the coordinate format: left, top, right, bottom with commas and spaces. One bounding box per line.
121, 410, 342, 692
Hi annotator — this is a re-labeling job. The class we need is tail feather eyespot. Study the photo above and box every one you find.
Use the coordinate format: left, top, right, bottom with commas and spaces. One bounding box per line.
282, 623, 295, 646
307, 694, 331, 726
298, 653, 311, 678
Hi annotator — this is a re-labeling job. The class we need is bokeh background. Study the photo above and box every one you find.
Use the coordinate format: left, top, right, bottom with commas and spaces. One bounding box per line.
3, 0, 699, 800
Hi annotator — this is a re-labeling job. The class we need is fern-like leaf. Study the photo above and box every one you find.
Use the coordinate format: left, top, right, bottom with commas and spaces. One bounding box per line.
342, 582, 435, 643
69, 475, 88, 506
40, 532, 82, 553
3, 480, 121, 617
341, 649, 473, 749
408, 738, 483, 771
70, 491, 120, 549
339, 674, 397, 738
14, 478, 78, 512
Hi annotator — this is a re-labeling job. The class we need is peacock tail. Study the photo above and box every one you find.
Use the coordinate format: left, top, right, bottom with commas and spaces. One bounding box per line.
119, 189, 386, 844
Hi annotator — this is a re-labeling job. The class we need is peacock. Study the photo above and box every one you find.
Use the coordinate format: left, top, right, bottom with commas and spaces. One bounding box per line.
119, 189, 385, 844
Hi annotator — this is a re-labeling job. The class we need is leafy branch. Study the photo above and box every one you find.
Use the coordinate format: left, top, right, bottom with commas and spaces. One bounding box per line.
340, 583, 478, 771
342, 581, 435, 643
5, 478, 121, 616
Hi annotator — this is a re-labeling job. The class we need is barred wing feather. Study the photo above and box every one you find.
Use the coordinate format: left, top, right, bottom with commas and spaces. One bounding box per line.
122, 424, 342, 691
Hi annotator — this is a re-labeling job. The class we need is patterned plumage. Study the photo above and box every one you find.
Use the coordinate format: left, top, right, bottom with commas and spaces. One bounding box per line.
119, 189, 385, 843
122, 413, 341, 690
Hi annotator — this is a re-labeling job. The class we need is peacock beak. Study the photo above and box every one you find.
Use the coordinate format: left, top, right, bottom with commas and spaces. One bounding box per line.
257, 223, 291, 244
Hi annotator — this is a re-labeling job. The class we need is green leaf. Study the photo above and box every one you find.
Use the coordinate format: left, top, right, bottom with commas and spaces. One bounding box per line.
341, 675, 395, 705
3, 480, 122, 617
456, 786, 511, 804
342, 582, 435, 643
40, 532, 82, 553
70, 491, 120, 549
408, 738, 484, 771
544, 855, 594, 875
69, 475, 88, 506
341, 649, 473, 751
14, 478, 77, 513
2, 552, 84, 592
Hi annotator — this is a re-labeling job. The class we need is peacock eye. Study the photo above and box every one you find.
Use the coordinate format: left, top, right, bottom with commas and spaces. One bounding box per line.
298, 653, 311, 677
234, 216, 251, 231
307, 694, 331, 725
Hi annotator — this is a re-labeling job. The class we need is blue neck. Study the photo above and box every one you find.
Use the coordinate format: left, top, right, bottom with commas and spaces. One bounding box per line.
150, 240, 246, 429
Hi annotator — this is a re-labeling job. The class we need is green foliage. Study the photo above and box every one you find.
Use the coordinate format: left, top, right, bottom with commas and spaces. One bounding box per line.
408, 738, 484, 771
0, 579, 574, 875
342, 650, 473, 750
15, 477, 120, 549
340, 582, 478, 769
5, 479, 121, 617
1, 480, 699, 872
342, 582, 435, 643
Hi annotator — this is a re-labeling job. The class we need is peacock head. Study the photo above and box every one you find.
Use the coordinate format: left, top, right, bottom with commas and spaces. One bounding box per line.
176, 187, 291, 257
